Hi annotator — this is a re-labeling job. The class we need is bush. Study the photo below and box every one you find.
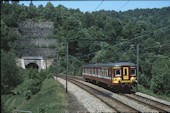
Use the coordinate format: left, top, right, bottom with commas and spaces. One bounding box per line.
150, 58, 170, 94
1, 100, 9, 113
24, 89, 32, 100
23, 79, 41, 99
150, 75, 164, 94
23, 69, 51, 99
38, 104, 46, 113
23, 79, 33, 99
1, 50, 23, 94
46, 72, 53, 79
139, 73, 151, 88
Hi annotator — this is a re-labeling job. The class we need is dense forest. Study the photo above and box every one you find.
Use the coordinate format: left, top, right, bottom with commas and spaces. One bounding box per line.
1, 1, 170, 101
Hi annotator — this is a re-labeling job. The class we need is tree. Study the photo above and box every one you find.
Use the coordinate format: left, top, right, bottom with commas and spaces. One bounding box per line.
1, 50, 22, 93
1, 20, 18, 51
43, 2, 56, 20
91, 43, 121, 63
27, 2, 37, 19
150, 58, 170, 94
1, 11, 18, 27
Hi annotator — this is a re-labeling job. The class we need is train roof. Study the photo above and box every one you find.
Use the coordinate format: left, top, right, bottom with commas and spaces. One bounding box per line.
82, 62, 136, 68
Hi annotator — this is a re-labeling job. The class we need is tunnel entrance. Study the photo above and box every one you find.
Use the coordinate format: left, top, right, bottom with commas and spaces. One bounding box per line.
25, 63, 39, 70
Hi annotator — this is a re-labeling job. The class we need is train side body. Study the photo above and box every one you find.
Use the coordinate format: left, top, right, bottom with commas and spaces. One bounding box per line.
82, 62, 137, 89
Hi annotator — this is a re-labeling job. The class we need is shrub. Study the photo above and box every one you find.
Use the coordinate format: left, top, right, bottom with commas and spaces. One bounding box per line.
38, 103, 46, 113
150, 58, 170, 94
24, 89, 32, 100
1, 50, 23, 94
23, 79, 33, 99
139, 73, 151, 88
1, 100, 9, 113
23, 69, 51, 99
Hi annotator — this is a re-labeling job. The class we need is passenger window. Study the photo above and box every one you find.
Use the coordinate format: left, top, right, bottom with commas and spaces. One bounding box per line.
93, 69, 95, 74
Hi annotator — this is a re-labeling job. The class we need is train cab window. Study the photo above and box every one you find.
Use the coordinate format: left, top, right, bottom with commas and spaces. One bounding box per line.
131, 68, 136, 76
115, 69, 121, 76
124, 69, 127, 76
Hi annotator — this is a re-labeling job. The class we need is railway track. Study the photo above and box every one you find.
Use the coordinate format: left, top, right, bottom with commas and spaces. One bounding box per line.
62, 75, 170, 112
59, 76, 139, 112
121, 93, 170, 112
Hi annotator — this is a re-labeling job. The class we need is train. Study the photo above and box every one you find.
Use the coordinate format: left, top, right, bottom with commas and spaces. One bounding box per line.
82, 62, 137, 90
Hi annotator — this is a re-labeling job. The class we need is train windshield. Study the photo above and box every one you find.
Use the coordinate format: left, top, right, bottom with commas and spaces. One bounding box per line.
115, 69, 121, 76
131, 68, 136, 76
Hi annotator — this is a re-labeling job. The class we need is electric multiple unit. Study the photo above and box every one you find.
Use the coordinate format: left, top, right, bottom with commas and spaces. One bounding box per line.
82, 62, 137, 89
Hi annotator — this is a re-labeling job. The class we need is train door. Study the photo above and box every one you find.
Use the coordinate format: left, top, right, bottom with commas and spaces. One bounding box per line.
123, 67, 129, 80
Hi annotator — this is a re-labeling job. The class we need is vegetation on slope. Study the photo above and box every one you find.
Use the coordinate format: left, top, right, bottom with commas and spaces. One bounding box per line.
1, 2, 170, 111
1, 77, 68, 113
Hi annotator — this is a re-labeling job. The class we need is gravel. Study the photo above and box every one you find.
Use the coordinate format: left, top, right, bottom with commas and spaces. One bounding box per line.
55, 77, 115, 112
67, 91, 88, 113
76, 79, 159, 113
136, 92, 170, 106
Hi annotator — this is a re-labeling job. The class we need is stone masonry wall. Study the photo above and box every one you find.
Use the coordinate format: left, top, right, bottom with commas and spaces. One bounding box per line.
15, 39, 57, 47
15, 20, 57, 58
18, 20, 54, 38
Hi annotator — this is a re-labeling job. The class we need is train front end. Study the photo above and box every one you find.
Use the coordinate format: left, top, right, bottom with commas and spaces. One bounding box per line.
112, 63, 137, 88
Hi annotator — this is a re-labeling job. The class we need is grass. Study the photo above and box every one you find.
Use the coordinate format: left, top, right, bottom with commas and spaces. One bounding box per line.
138, 84, 170, 102
1, 78, 69, 113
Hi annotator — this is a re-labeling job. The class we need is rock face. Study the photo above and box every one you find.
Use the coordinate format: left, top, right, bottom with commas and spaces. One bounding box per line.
15, 20, 57, 58
15, 39, 57, 48
18, 20, 54, 38
16, 48, 57, 58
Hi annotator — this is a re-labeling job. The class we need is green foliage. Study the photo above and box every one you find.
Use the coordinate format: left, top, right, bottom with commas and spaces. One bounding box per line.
1, 20, 18, 51
139, 74, 151, 88
23, 78, 41, 98
1, 78, 69, 113
150, 58, 170, 94
138, 84, 170, 101
1, 100, 9, 113
27, 3, 37, 19
43, 2, 56, 20
1, 50, 22, 93
91, 43, 121, 63
23, 77, 36, 99
39, 103, 46, 113
1, 2, 20, 27
70, 56, 84, 76
1, 2, 170, 95
22, 69, 49, 99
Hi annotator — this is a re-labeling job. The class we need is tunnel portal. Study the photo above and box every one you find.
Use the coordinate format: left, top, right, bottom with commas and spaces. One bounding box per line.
25, 63, 39, 70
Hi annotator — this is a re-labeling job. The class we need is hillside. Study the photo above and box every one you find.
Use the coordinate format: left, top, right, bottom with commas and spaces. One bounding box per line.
1, 2, 170, 112
1, 78, 68, 113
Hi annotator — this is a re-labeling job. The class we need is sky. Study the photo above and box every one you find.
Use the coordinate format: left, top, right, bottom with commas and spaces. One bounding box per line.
18, 1, 170, 12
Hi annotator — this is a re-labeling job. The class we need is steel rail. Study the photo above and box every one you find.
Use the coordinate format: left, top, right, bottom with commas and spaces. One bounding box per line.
59, 76, 140, 113
122, 93, 170, 113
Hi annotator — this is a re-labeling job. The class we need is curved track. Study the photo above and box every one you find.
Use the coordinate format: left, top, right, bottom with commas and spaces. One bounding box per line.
59, 76, 140, 112
64, 76, 170, 112
121, 93, 170, 112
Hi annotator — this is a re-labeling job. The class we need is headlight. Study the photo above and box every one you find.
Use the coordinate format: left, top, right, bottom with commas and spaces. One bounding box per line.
131, 77, 136, 82
117, 77, 122, 81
